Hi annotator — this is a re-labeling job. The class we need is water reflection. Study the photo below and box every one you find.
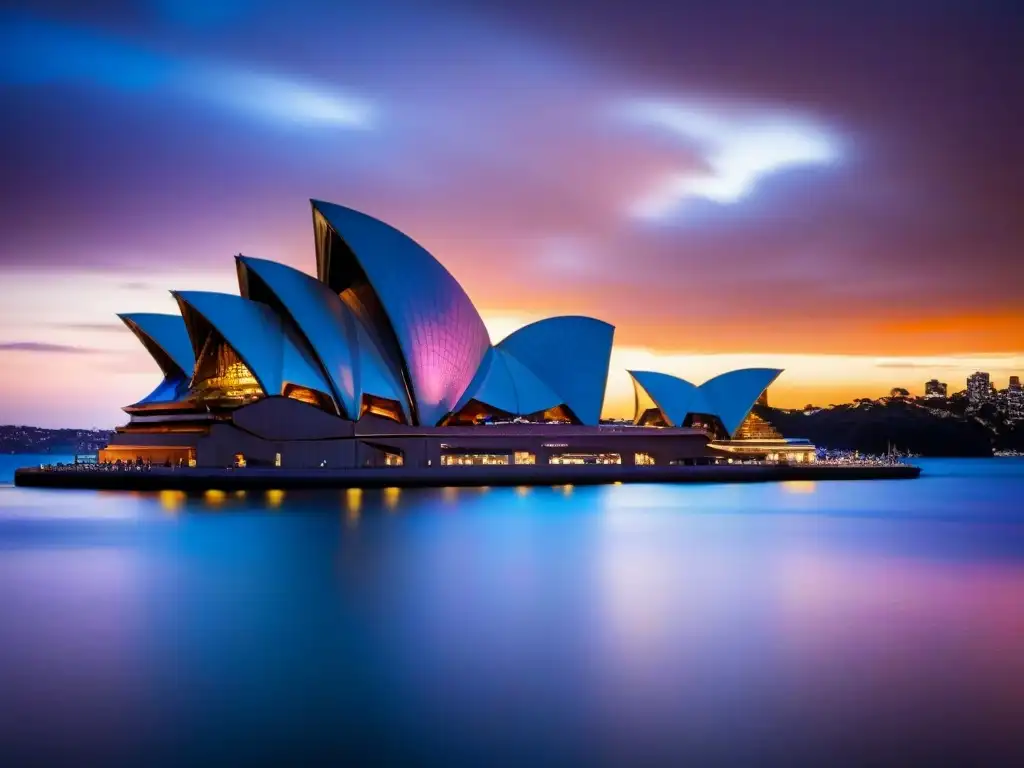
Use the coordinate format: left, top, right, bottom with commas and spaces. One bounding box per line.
782, 480, 817, 494
1, 460, 1023, 763
265, 489, 285, 508
203, 489, 227, 507
159, 489, 185, 513
344, 488, 362, 526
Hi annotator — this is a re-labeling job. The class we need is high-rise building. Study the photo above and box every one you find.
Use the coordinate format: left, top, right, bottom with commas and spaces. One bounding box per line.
967, 372, 991, 409
925, 379, 947, 399
1009, 376, 1023, 421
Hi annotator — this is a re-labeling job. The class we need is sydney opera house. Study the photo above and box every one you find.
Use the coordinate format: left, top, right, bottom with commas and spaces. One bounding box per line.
100, 200, 811, 469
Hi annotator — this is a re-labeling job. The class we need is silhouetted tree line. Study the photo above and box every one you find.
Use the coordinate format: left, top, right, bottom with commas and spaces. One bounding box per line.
757, 401, 996, 457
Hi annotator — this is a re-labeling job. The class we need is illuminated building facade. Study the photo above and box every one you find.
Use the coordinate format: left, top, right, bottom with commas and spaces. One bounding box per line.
1007, 376, 1023, 422
967, 371, 992, 409
101, 200, 798, 468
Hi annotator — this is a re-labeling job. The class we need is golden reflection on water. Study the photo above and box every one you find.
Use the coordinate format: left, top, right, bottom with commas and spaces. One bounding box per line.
562, 484, 574, 496
159, 490, 186, 513
204, 489, 227, 507
782, 481, 818, 494
345, 487, 362, 511
234, 490, 247, 499
345, 488, 362, 526
383, 487, 400, 511
265, 489, 285, 508
442, 486, 459, 504
515, 485, 531, 497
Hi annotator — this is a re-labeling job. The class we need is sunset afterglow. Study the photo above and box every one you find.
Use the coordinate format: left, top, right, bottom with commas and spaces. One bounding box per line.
0, 1, 1020, 427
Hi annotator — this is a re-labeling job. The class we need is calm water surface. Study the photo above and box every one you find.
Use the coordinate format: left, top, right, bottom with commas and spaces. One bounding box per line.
2, 457, 1023, 764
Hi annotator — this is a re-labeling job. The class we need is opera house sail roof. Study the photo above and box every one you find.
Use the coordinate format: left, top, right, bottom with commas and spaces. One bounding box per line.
628, 368, 783, 437
312, 200, 491, 427
117, 199, 783, 439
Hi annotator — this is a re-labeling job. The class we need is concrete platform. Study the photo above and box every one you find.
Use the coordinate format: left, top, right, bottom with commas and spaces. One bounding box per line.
13, 462, 921, 491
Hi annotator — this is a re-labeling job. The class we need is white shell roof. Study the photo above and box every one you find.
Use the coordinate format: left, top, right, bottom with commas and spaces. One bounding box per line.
118, 313, 195, 379
237, 256, 409, 421
453, 346, 563, 417
699, 368, 783, 436
132, 376, 191, 407
117, 202, 632, 426
627, 370, 706, 427
313, 200, 490, 426
172, 291, 331, 399
628, 368, 783, 436
497, 316, 614, 426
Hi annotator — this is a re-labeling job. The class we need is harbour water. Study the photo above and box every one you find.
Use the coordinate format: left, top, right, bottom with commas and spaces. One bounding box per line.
2, 457, 1023, 763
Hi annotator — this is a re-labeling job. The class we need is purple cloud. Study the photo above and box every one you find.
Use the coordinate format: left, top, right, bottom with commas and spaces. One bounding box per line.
0, 342, 103, 354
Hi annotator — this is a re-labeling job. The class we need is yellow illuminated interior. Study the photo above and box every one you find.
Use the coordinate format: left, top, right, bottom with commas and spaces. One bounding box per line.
735, 410, 783, 440
359, 394, 405, 423
284, 384, 333, 411
193, 337, 262, 405
711, 440, 816, 463
634, 452, 656, 466
441, 453, 510, 466
549, 453, 622, 465
534, 404, 574, 423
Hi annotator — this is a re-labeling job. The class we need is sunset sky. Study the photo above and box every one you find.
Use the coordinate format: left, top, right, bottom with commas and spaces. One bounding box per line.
1, 0, 1022, 427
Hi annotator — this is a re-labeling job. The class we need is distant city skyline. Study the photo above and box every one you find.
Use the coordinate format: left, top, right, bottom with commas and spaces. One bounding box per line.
0, 1, 1021, 427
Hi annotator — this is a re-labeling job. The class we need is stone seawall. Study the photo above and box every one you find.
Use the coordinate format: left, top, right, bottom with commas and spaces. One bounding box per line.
14, 463, 921, 491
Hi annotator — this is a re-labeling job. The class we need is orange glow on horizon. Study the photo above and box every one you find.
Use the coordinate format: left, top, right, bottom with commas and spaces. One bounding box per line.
0, 272, 1021, 428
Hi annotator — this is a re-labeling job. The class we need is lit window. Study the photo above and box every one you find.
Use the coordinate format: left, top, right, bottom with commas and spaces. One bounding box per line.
192, 336, 262, 405
549, 453, 622, 465
284, 384, 333, 411
441, 453, 510, 466
359, 394, 405, 423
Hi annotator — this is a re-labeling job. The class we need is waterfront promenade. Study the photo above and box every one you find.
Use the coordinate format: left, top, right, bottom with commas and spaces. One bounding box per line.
14, 461, 920, 491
